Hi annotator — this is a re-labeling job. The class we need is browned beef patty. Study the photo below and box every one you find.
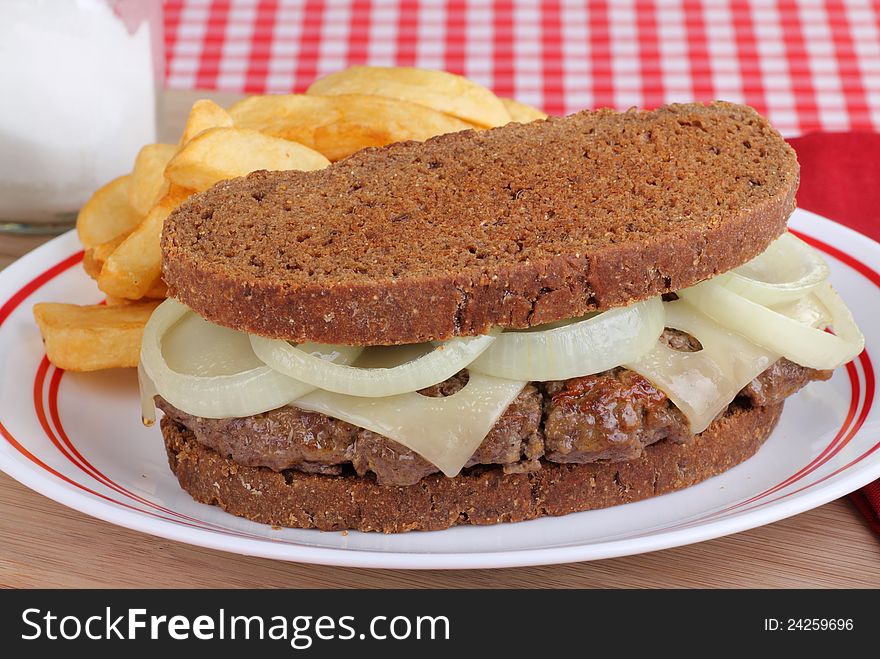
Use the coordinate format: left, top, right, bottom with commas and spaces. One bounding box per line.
156, 352, 830, 486
155, 383, 543, 487
542, 370, 691, 463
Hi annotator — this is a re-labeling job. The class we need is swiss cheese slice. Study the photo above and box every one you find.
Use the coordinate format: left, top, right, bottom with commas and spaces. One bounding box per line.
292, 372, 527, 476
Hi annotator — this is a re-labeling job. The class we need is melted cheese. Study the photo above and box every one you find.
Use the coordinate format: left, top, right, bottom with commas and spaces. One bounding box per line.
624, 300, 778, 433
292, 372, 527, 476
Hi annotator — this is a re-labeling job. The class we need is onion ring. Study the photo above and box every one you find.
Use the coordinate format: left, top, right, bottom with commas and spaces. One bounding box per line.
468, 297, 664, 381
140, 299, 361, 418
678, 280, 863, 370
725, 232, 830, 305
249, 332, 498, 398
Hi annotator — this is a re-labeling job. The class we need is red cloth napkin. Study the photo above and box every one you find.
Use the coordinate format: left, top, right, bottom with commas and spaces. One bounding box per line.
788, 132, 880, 242
787, 132, 880, 533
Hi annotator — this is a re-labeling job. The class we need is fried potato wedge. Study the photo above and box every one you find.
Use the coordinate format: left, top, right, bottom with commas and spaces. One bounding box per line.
306, 66, 511, 128
229, 94, 472, 161
129, 143, 179, 216
93, 233, 128, 263
164, 126, 331, 191
75, 175, 143, 249
105, 292, 166, 306
97, 186, 192, 300
83, 234, 127, 281
501, 97, 548, 123
179, 99, 234, 146
82, 250, 102, 280
144, 277, 168, 299
33, 301, 160, 371
56, 73, 553, 373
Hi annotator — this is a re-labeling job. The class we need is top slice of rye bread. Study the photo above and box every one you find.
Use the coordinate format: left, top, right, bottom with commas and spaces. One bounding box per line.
162, 101, 798, 345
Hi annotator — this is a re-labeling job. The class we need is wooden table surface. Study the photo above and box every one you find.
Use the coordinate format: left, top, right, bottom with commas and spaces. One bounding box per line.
0, 91, 877, 589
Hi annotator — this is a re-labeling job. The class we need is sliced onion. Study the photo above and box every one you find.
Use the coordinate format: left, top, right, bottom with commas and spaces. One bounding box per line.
771, 292, 831, 329
138, 361, 157, 426
249, 332, 498, 397
678, 280, 864, 370
625, 300, 778, 433
292, 372, 527, 476
468, 297, 664, 381
725, 232, 830, 305
140, 299, 361, 418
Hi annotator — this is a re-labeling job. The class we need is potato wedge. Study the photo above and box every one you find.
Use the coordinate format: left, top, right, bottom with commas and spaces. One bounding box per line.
75, 174, 143, 249
179, 99, 234, 146
98, 186, 192, 300
306, 66, 511, 128
83, 233, 129, 281
229, 94, 472, 161
33, 301, 160, 371
129, 143, 179, 216
501, 97, 548, 123
164, 126, 330, 191
144, 277, 168, 299
82, 250, 102, 280
92, 233, 128, 263
105, 292, 166, 306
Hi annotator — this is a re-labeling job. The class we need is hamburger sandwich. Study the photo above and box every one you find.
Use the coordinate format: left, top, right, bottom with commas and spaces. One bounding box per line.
139, 102, 864, 533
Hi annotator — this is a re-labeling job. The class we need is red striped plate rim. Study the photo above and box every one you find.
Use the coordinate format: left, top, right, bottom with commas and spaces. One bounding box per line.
0, 223, 876, 557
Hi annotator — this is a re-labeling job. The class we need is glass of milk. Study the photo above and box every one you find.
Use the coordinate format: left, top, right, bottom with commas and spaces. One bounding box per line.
0, 0, 163, 234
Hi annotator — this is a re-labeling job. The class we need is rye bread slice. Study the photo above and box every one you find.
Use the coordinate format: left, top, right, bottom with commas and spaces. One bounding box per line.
162, 401, 782, 533
162, 101, 798, 344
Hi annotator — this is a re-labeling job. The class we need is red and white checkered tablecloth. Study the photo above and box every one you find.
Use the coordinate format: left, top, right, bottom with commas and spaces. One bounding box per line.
163, 0, 880, 137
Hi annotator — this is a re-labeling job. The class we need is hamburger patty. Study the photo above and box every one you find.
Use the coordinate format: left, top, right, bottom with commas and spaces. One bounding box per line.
156, 355, 830, 487
155, 377, 544, 487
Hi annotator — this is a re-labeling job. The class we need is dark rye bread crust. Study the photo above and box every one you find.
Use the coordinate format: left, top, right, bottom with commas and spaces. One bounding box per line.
162, 401, 783, 533
162, 102, 799, 345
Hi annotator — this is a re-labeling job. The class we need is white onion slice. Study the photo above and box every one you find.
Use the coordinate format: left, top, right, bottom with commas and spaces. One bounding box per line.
679, 280, 864, 370
772, 292, 832, 329
140, 299, 361, 418
726, 232, 830, 305
249, 332, 498, 397
624, 300, 778, 433
468, 297, 664, 381
138, 361, 157, 426
292, 372, 527, 476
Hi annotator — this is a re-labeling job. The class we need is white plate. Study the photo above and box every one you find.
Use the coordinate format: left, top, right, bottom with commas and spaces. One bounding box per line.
1, 208, 878, 569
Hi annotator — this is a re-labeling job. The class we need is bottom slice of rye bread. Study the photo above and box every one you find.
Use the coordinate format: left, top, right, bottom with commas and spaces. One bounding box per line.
162, 401, 782, 533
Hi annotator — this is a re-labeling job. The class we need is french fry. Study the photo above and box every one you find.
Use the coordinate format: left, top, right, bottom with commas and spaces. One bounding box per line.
97, 206, 167, 300
95, 269, 166, 302
144, 278, 168, 299
82, 250, 102, 280
229, 94, 472, 161
105, 292, 166, 306
164, 126, 331, 191
33, 301, 160, 371
75, 174, 143, 249
179, 99, 234, 146
92, 233, 128, 263
48, 71, 553, 372
306, 66, 511, 128
129, 143, 179, 216
501, 98, 548, 123
97, 186, 193, 300
82, 233, 128, 281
